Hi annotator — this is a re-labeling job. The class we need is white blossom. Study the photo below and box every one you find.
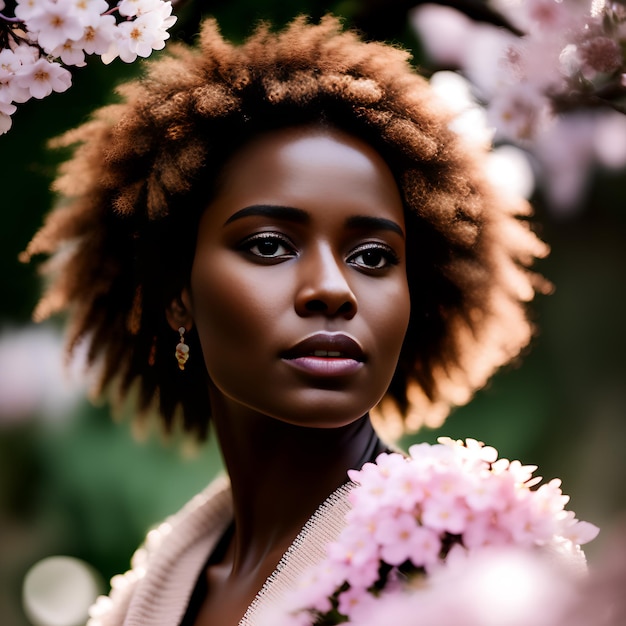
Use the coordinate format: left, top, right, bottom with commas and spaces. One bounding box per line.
118, 0, 166, 18
77, 13, 118, 56
0, 48, 20, 81
51, 38, 87, 67
0, 106, 15, 133
67, 0, 110, 26
14, 0, 43, 22
104, 6, 176, 63
0, 0, 177, 134
487, 83, 553, 143
25, 0, 85, 52
412, 0, 626, 213
14, 57, 72, 99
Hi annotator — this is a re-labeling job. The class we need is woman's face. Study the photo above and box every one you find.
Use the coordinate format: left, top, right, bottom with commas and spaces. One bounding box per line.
182, 125, 410, 428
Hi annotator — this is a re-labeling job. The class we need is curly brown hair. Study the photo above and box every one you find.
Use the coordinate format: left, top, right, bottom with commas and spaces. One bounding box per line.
22, 15, 549, 440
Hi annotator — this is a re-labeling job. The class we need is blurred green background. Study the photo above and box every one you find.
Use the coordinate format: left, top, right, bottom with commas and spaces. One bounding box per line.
1, 1, 625, 624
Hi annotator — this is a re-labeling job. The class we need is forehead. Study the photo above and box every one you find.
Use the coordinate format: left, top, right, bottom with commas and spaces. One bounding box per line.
210, 125, 405, 224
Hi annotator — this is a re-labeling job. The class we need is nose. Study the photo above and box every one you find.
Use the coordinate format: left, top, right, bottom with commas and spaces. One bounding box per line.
294, 243, 358, 319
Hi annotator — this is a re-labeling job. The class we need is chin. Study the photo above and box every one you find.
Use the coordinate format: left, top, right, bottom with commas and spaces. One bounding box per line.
270, 403, 373, 430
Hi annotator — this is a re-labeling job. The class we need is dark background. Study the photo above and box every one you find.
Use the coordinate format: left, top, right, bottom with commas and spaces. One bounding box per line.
1, 1, 625, 624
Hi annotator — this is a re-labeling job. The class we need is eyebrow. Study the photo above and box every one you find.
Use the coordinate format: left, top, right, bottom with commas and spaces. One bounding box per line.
224, 205, 308, 226
345, 215, 405, 238
224, 204, 404, 238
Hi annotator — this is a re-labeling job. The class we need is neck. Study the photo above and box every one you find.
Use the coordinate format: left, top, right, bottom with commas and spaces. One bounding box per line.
209, 392, 384, 575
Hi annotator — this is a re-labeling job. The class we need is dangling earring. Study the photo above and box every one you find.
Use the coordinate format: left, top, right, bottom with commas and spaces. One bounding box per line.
175, 326, 190, 371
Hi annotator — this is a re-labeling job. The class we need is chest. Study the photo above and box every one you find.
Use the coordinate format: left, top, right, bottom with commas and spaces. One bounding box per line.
184, 558, 281, 626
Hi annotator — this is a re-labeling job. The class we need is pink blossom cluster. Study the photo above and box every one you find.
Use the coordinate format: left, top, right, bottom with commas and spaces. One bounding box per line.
286, 438, 599, 625
412, 0, 626, 212
0, 0, 176, 134
354, 547, 580, 626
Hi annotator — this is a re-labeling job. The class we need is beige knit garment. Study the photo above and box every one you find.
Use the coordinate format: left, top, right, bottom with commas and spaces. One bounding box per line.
86, 475, 354, 626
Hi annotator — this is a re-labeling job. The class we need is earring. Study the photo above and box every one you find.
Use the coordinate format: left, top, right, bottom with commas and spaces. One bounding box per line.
175, 326, 190, 371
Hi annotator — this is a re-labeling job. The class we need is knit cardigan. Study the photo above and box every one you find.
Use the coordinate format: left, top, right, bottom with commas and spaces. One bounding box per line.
86, 475, 355, 626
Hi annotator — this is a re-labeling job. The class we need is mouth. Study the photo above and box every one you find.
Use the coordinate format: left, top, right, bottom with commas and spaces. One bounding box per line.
281, 333, 365, 377
281, 332, 366, 362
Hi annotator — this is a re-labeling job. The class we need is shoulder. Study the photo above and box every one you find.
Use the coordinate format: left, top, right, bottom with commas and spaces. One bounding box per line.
87, 475, 232, 626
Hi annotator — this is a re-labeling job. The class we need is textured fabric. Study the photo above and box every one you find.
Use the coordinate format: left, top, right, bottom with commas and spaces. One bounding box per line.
86, 475, 354, 626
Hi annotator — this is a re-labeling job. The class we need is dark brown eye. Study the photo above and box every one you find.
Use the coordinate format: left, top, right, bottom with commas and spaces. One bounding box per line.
348, 243, 399, 271
359, 250, 385, 268
241, 233, 296, 260
255, 239, 281, 256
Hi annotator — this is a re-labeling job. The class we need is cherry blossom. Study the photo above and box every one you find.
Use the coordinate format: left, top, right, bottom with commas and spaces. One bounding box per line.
78, 14, 118, 56
25, 1, 85, 52
118, 0, 165, 18
14, 57, 72, 99
0, 0, 177, 134
411, 0, 626, 213
352, 548, 578, 626
51, 38, 87, 67
283, 438, 599, 624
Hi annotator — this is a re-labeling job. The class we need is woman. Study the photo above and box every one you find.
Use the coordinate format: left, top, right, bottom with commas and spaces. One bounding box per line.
23, 15, 550, 626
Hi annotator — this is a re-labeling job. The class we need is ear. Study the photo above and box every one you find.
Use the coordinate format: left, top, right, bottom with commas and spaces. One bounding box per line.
166, 289, 194, 332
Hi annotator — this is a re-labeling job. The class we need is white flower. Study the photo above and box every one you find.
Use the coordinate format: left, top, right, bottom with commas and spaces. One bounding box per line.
106, 8, 176, 63
1, 0, 178, 134
0, 108, 15, 134
77, 13, 118, 56
14, 57, 72, 99
6, 44, 38, 103
0, 48, 20, 82
12, 42, 39, 66
51, 39, 87, 67
0, 83, 17, 108
118, 0, 166, 17
67, 0, 110, 27
14, 0, 44, 22
25, 0, 85, 53
487, 84, 553, 142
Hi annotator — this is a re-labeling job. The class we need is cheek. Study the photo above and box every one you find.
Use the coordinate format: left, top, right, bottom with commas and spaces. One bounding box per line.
364, 277, 411, 345
188, 257, 289, 365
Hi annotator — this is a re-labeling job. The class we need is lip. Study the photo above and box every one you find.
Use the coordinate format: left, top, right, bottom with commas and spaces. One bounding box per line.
281, 332, 366, 377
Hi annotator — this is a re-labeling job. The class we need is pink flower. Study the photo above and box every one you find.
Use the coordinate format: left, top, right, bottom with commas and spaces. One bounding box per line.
375, 512, 441, 566
579, 35, 622, 76
327, 524, 379, 569
280, 439, 599, 624
562, 520, 600, 545
0, 109, 14, 133
421, 495, 468, 535
464, 471, 507, 511
462, 511, 511, 549
488, 84, 553, 142
337, 587, 375, 620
